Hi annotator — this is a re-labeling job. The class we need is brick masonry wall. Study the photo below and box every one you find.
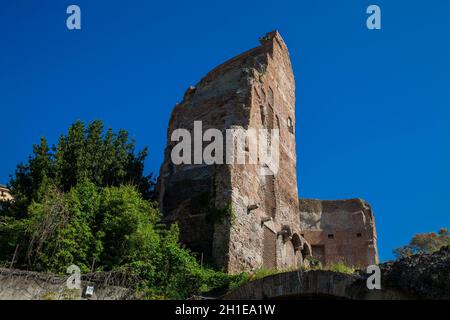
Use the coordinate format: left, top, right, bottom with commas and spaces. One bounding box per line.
299, 198, 379, 268
158, 31, 307, 273
227, 31, 302, 273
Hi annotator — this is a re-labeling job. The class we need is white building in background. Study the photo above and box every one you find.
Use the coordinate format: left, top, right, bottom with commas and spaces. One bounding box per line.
0, 184, 12, 201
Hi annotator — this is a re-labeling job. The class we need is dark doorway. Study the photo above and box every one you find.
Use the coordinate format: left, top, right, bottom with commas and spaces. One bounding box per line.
263, 226, 277, 269
311, 245, 326, 265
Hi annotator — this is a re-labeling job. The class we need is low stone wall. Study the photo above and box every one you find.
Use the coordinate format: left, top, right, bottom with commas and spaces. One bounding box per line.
225, 246, 450, 300
2, 246, 448, 300
224, 270, 410, 300
0, 268, 134, 300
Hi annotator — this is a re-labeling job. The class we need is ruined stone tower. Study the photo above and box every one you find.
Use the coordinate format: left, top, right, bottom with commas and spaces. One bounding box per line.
158, 31, 310, 273
158, 31, 378, 273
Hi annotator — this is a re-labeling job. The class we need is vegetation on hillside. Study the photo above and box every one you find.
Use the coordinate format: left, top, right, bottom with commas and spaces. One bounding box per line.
4, 120, 446, 299
0, 120, 245, 299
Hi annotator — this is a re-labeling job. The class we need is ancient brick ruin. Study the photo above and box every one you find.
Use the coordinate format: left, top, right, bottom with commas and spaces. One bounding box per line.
158, 31, 378, 273
299, 199, 378, 268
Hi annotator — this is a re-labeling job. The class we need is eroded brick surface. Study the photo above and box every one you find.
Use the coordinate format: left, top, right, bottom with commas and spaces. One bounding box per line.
299, 198, 378, 268
158, 31, 378, 273
158, 31, 306, 273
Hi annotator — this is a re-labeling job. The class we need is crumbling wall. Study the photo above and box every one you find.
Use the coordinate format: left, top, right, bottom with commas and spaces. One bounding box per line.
157, 33, 264, 267
299, 198, 378, 268
227, 31, 302, 273
0, 268, 134, 300
158, 31, 306, 273
225, 246, 450, 300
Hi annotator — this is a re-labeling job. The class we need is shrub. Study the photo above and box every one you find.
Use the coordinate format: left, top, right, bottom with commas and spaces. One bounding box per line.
394, 228, 450, 259
325, 262, 356, 274
0, 120, 247, 299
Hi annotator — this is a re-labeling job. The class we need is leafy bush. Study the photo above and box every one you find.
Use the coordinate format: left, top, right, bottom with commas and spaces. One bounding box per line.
249, 268, 280, 280
1, 181, 241, 299
0, 120, 242, 299
6, 120, 155, 220
324, 262, 356, 274
394, 228, 450, 259
304, 256, 321, 269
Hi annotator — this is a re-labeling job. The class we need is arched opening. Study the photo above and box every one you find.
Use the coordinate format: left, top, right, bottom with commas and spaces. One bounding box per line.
291, 233, 303, 266
291, 233, 302, 251
301, 242, 312, 259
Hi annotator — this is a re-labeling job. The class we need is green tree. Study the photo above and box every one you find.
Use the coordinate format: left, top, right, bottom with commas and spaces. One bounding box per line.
22, 181, 101, 273
0, 120, 245, 299
98, 185, 160, 267
6, 120, 155, 217
394, 228, 450, 259
1, 182, 242, 299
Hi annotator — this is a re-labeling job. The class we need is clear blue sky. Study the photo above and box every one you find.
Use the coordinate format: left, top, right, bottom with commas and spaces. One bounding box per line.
1, 0, 449, 261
